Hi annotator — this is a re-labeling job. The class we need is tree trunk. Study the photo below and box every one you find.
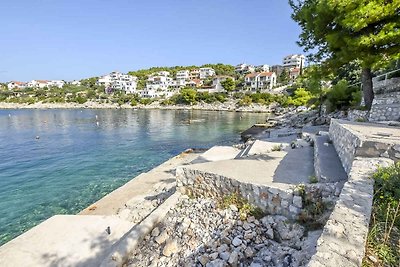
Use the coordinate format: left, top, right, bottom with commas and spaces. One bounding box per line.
361, 68, 374, 110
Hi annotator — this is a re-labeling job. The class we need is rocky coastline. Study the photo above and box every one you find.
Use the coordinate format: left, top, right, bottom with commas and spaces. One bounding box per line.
0, 100, 272, 113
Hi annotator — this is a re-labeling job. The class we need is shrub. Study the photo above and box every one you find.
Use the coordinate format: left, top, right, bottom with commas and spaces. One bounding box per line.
238, 95, 252, 106
364, 163, 400, 266
220, 193, 264, 220
325, 80, 361, 111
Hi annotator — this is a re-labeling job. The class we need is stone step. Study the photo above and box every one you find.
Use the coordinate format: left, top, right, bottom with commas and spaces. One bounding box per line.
313, 134, 347, 183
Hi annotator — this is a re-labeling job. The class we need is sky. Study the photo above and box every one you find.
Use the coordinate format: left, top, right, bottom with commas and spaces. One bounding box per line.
0, 0, 303, 82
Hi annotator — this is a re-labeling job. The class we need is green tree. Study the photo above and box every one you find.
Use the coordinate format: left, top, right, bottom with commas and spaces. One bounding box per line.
278, 69, 289, 84
220, 78, 235, 92
180, 88, 197, 105
290, 0, 400, 109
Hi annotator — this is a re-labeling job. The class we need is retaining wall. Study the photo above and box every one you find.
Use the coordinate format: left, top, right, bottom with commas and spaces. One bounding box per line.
369, 81, 400, 122
308, 120, 395, 266
176, 167, 340, 220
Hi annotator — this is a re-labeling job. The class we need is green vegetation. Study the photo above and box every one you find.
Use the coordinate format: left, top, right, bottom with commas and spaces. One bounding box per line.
290, 0, 400, 109
296, 184, 329, 229
220, 78, 235, 93
161, 88, 228, 106
364, 163, 400, 266
220, 193, 265, 221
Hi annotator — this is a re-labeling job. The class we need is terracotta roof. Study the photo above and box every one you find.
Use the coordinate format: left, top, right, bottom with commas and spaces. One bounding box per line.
12, 81, 26, 85
36, 80, 49, 83
245, 73, 258, 78
259, 72, 274, 77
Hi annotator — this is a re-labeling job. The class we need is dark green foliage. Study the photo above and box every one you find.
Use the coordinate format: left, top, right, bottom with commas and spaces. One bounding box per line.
325, 80, 361, 111
220, 78, 235, 92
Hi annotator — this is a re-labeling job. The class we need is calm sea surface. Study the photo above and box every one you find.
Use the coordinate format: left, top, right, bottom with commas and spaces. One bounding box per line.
0, 109, 266, 245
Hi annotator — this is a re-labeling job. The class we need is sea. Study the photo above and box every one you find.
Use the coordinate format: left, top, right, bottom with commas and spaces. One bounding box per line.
0, 108, 266, 245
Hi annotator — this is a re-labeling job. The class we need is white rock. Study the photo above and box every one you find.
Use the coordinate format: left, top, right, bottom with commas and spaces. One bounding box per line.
293, 195, 303, 208
219, 251, 230, 261
228, 250, 239, 266
155, 230, 168, 244
162, 239, 179, 257
206, 259, 226, 267
151, 227, 160, 237
232, 237, 242, 247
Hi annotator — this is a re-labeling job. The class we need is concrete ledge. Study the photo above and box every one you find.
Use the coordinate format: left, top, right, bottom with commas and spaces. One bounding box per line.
100, 192, 181, 267
0, 215, 134, 267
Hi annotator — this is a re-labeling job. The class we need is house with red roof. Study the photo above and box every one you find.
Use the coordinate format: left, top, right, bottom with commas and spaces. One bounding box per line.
244, 72, 277, 91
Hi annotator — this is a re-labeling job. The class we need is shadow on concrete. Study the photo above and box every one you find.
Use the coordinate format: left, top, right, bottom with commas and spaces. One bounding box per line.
273, 147, 314, 185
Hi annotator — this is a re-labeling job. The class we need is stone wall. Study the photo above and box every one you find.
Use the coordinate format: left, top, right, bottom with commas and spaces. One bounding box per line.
329, 119, 400, 170
176, 167, 340, 220
308, 120, 396, 266
329, 120, 361, 174
369, 81, 400, 122
307, 157, 393, 267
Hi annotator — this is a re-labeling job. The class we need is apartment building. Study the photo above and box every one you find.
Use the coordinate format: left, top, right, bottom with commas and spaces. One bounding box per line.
283, 54, 305, 70
244, 72, 277, 91
199, 67, 216, 79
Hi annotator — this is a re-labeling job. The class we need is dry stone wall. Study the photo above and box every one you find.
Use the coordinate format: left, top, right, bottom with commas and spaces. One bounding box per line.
369, 81, 400, 122
309, 120, 395, 267
176, 167, 340, 220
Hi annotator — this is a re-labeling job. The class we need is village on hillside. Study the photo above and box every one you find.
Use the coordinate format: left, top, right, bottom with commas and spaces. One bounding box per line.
4, 54, 305, 99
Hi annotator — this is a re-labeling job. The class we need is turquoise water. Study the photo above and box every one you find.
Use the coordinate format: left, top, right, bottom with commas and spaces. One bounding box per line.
0, 109, 266, 245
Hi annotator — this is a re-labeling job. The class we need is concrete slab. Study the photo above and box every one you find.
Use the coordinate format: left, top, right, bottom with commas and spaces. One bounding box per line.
247, 140, 285, 155
182, 146, 314, 188
335, 119, 400, 145
314, 135, 347, 183
190, 146, 241, 164
0, 215, 134, 267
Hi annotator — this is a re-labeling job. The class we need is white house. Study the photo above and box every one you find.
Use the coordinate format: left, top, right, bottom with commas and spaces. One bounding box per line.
70, 80, 81, 86
176, 70, 189, 81
156, 71, 170, 77
235, 64, 255, 74
7, 81, 27, 90
189, 69, 200, 80
146, 75, 173, 92
199, 68, 216, 79
98, 71, 138, 94
289, 68, 301, 82
283, 54, 305, 70
47, 80, 65, 88
257, 72, 277, 90
256, 64, 270, 72
27, 80, 50, 88
244, 72, 276, 91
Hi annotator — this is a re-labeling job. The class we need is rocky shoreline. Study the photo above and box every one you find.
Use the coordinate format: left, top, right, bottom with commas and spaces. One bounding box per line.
127, 196, 320, 267
0, 100, 272, 113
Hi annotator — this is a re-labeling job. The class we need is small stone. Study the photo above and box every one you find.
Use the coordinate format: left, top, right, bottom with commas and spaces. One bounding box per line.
228, 250, 239, 266
244, 247, 254, 258
232, 236, 242, 247
293, 196, 303, 208
154, 230, 168, 244
244, 231, 254, 240
162, 239, 179, 257
265, 227, 274, 239
151, 227, 160, 237
198, 255, 210, 266
217, 244, 229, 253
243, 222, 251, 230
219, 251, 230, 261
209, 252, 219, 260
206, 259, 226, 267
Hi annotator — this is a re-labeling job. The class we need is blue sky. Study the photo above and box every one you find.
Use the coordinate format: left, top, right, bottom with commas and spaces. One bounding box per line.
0, 0, 303, 82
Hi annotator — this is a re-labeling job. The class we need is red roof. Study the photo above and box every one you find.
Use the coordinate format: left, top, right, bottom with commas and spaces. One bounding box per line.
36, 80, 49, 83
259, 72, 274, 77
245, 73, 258, 78
12, 81, 26, 85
